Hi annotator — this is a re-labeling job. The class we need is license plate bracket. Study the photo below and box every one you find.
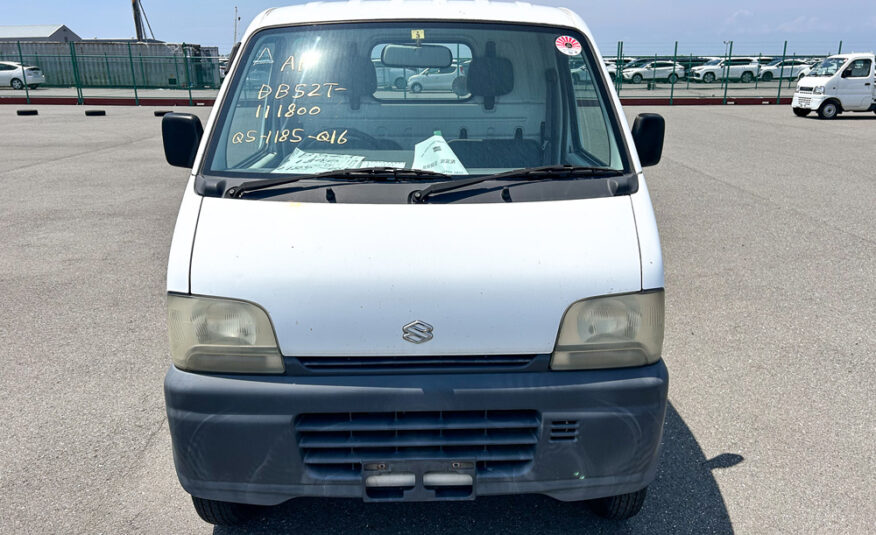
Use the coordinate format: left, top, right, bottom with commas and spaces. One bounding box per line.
362, 459, 477, 502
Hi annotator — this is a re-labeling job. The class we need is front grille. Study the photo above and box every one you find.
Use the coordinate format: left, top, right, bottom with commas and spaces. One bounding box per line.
798, 97, 812, 107
296, 354, 538, 373
297, 410, 540, 479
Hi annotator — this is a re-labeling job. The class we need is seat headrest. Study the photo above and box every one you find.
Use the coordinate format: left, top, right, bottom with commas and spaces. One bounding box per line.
305, 45, 375, 109
335, 54, 376, 110
466, 41, 513, 109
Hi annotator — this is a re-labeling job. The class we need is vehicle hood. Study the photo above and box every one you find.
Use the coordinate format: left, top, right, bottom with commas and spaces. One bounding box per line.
190, 196, 643, 356
797, 75, 831, 85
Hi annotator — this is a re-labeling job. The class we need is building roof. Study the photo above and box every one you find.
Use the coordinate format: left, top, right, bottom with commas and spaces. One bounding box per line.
0, 24, 82, 41
244, 1, 588, 41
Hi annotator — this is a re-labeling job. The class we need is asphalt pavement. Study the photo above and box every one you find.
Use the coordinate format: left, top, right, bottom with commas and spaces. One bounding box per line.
0, 105, 873, 534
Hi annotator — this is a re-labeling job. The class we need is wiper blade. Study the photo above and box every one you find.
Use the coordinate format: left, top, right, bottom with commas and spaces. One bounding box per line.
225, 167, 450, 198
408, 165, 624, 203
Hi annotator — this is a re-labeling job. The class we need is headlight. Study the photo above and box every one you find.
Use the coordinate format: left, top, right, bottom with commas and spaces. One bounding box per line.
813, 86, 825, 95
167, 294, 284, 374
551, 291, 664, 370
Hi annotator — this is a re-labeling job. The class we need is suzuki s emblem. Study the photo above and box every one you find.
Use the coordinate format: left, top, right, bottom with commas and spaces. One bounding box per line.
402, 320, 434, 344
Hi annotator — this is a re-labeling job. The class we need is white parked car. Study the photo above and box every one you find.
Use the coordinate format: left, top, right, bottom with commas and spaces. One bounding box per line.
689, 57, 759, 83
621, 60, 684, 84
0, 61, 45, 90
407, 64, 464, 93
759, 58, 812, 81
570, 60, 615, 83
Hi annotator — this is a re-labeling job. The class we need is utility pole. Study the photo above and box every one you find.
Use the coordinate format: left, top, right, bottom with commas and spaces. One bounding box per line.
132, 0, 145, 41
233, 6, 240, 44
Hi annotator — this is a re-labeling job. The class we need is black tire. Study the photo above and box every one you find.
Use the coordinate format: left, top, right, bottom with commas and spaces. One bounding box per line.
191, 496, 254, 526
410, 82, 422, 93
703, 72, 716, 83
393, 77, 406, 90
28, 84, 39, 89
668, 73, 678, 84
817, 100, 839, 120
792, 107, 811, 117
11, 78, 24, 90
741, 71, 754, 83
761, 71, 774, 82
589, 488, 648, 520
631, 73, 643, 84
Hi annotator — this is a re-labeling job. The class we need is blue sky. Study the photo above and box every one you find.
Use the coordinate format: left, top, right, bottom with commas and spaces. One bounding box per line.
4, 0, 875, 55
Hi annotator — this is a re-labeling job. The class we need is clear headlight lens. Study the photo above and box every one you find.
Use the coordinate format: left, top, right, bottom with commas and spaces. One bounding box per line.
167, 294, 284, 374
813, 86, 825, 95
551, 291, 664, 370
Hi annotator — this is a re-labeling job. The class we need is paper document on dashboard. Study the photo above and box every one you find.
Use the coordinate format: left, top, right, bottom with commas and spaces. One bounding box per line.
272, 149, 365, 174
412, 134, 468, 175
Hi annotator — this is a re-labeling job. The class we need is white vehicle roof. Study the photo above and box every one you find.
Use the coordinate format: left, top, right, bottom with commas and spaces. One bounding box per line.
827, 52, 874, 59
243, 1, 589, 40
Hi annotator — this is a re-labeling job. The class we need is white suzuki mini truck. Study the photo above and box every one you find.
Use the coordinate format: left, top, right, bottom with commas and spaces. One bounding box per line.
792, 53, 876, 119
162, 1, 668, 526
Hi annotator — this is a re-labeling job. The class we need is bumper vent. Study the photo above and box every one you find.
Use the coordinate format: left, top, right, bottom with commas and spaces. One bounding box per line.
296, 354, 538, 373
296, 410, 540, 479
549, 420, 579, 442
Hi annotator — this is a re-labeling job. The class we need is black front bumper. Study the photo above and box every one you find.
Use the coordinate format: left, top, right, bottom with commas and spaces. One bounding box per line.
164, 360, 668, 505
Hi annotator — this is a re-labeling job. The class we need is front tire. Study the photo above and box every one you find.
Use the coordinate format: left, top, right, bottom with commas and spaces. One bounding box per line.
393, 77, 406, 90
761, 72, 774, 82
410, 82, 422, 93
817, 101, 839, 120
589, 488, 648, 520
703, 72, 716, 84
792, 107, 811, 117
191, 496, 254, 526
631, 74, 643, 84
11, 78, 24, 90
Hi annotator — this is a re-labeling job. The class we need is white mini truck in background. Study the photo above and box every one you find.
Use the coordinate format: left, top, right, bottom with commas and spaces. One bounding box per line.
161, 1, 668, 526
792, 53, 876, 119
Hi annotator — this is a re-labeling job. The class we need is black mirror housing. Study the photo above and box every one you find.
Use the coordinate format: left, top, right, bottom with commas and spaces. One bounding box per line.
631, 113, 665, 167
162, 113, 204, 168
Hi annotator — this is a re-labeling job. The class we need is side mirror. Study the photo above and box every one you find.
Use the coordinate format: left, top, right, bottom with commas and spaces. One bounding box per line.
631, 113, 665, 167
162, 113, 203, 168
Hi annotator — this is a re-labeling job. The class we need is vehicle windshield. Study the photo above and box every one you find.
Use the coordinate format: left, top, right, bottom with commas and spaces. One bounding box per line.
702, 59, 722, 66
807, 57, 846, 77
204, 22, 628, 182
622, 59, 650, 69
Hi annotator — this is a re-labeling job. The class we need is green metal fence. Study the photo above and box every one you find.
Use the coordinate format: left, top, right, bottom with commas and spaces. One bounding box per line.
601, 39, 846, 104
0, 40, 221, 105
0, 38, 849, 105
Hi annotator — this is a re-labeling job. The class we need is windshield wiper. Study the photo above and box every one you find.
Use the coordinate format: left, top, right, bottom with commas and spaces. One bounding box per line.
408, 165, 624, 203
224, 167, 450, 198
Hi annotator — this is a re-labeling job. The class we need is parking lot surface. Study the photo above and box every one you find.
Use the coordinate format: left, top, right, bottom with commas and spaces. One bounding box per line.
0, 105, 873, 534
